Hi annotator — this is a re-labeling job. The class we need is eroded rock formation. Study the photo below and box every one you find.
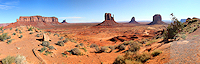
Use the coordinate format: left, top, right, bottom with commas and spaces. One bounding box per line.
4, 15, 60, 29
147, 14, 167, 25
129, 17, 139, 24
61, 20, 68, 24
97, 13, 118, 26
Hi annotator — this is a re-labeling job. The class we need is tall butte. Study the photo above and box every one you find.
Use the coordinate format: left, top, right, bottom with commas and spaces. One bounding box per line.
129, 17, 139, 24
5, 15, 61, 28
97, 13, 118, 26
147, 14, 167, 25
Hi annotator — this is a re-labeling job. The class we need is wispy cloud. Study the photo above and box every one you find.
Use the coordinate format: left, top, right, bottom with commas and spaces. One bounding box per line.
0, 0, 19, 10
59, 17, 83, 19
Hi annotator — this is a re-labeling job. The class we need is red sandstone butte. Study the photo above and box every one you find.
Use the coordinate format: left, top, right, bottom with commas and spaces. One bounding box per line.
147, 14, 167, 25
4, 15, 61, 28
129, 17, 139, 24
97, 13, 118, 26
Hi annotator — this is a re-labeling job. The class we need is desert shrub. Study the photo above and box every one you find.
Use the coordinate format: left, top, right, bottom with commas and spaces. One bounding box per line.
19, 35, 23, 38
0, 33, 8, 41
151, 50, 162, 57
15, 55, 27, 64
95, 47, 100, 52
12, 33, 16, 35
80, 43, 84, 46
81, 47, 87, 52
40, 46, 47, 52
19, 30, 22, 34
36, 34, 40, 37
181, 34, 187, 40
48, 46, 55, 50
28, 27, 33, 31
0, 26, 3, 30
10, 28, 12, 30
129, 42, 141, 52
63, 38, 68, 43
135, 53, 150, 62
44, 51, 52, 56
100, 46, 108, 52
15, 28, 18, 31
29, 32, 33, 34
90, 43, 98, 48
1, 30, 4, 33
113, 55, 125, 64
7, 36, 11, 39
109, 46, 115, 52
163, 14, 184, 41
2, 55, 15, 64
60, 37, 64, 40
71, 48, 82, 55
42, 41, 50, 47
118, 44, 126, 51
54, 33, 59, 37
57, 41, 64, 46
7, 40, 13, 44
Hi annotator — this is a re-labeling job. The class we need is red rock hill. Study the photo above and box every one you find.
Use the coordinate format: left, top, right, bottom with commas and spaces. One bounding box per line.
97, 13, 118, 26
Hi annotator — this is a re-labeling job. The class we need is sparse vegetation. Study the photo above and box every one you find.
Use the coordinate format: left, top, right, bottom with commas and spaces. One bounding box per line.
81, 47, 87, 52
7, 39, 13, 44
12, 33, 16, 35
128, 42, 141, 52
48, 46, 55, 50
90, 43, 98, 48
0, 26, 3, 30
29, 32, 33, 34
54, 33, 59, 37
28, 27, 33, 31
15, 28, 18, 31
151, 50, 162, 57
42, 41, 50, 47
63, 38, 68, 43
100, 46, 108, 52
36, 34, 40, 37
44, 51, 52, 56
56, 41, 64, 46
135, 53, 151, 63
2, 55, 15, 64
40, 46, 47, 52
118, 44, 126, 51
15, 55, 27, 64
60, 37, 64, 40
0, 33, 8, 41
10, 28, 12, 30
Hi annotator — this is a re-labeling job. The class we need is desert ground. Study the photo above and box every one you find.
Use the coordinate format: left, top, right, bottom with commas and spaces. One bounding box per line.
0, 20, 199, 64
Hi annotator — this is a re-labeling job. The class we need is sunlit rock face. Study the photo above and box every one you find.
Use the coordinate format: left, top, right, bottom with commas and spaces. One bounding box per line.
17, 15, 58, 23
147, 14, 167, 25
97, 13, 118, 26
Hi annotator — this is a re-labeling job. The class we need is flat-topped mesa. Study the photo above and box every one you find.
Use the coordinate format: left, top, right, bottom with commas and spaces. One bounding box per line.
97, 13, 118, 26
17, 15, 58, 23
147, 14, 167, 25
129, 17, 139, 24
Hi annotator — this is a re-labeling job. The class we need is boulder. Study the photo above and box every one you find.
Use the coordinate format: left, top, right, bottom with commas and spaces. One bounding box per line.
147, 14, 167, 25
129, 17, 139, 24
43, 33, 50, 41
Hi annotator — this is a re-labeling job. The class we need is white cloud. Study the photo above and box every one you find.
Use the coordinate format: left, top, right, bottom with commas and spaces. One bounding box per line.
59, 17, 83, 19
0, 0, 19, 10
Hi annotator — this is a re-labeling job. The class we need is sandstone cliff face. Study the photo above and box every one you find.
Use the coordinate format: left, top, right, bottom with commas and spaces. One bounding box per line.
17, 15, 58, 23
129, 17, 139, 24
147, 14, 167, 25
5, 15, 60, 29
97, 13, 118, 26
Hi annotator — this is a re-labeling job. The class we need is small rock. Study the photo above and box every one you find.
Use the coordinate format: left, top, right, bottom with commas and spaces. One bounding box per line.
16, 47, 20, 49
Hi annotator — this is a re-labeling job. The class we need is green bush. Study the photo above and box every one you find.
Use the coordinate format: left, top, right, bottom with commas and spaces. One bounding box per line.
63, 38, 68, 43
7, 40, 13, 44
151, 50, 162, 57
71, 48, 82, 55
163, 14, 184, 41
129, 42, 141, 52
29, 32, 33, 34
135, 53, 151, 62
40, 46, 47, 52
109, 46, 115, 51
7, 36, 11, 39
36, 34, 40, 37
28, 27, 33, 31
54, 33, 59, 37
2, 55, 15, 64
60, 37, 64, 40
15, 55, 27, 64
44, 51, 52, 56
48, 46, 55, 50
12, 33, 16, 35
0, 33, 8, 41
57, 41, 64, 46
0, 26, 3, 30
42, 41, 50, 47
15, 28, 18, 31
10, 28, 12, 30
118, 44, 126, 51
113, 55, 125, 64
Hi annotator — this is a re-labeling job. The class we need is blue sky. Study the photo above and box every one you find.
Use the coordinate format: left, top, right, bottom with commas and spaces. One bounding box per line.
0, 0, 200, 23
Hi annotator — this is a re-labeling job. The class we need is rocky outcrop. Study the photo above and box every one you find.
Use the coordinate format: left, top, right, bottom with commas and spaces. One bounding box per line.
129, 17, 139, 24
97, 13, 118, 26
61, 20, 68, 24
147, 14, 167, 25
4, 15, 61, 29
